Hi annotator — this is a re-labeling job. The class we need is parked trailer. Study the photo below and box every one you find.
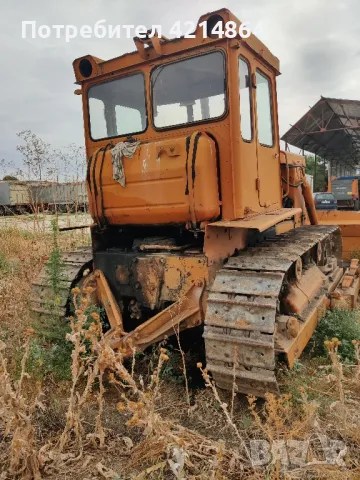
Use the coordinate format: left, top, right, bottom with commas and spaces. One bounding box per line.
0, 181, 34, 214
329, 176, 360, 210
0, 181, 88, 215
42, 182, 88, 212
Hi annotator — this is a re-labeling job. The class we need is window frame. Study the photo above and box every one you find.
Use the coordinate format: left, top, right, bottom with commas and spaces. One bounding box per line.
150, 49, 228, 132
87, 71, 148, 142
238, 55, 253, 143
255, 68, 274, 148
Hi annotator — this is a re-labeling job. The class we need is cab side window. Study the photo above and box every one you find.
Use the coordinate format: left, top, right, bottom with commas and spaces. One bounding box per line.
239, 57, 252, 141
255, 70, 274, 147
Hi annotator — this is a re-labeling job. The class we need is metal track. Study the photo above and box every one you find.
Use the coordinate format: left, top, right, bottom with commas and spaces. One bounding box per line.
30, 247, 93, 318
204, 225, 342, 398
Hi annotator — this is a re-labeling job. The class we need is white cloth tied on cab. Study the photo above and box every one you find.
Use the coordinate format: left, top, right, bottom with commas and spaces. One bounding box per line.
111, 140, 140, 187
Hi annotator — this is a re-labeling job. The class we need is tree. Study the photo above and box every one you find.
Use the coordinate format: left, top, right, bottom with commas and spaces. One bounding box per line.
0, 159, 16, 180
67, 144, 86, 182
11, 130, 86, 183
16, 130, 51, 181
305, 154, 328, 192
48, 144, 86, 182
3, 175, 18, 181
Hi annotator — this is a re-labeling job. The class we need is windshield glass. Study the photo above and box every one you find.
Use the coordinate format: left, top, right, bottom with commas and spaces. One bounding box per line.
88, 73, 147, 140
152, 51, 226, 128
316, 193, 335, 200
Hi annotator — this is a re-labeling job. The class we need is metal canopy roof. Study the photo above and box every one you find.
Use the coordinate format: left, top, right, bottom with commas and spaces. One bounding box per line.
281, 97, 360, 167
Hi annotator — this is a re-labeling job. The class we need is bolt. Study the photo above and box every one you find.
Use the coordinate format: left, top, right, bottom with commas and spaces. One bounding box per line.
135, 282, 141, 290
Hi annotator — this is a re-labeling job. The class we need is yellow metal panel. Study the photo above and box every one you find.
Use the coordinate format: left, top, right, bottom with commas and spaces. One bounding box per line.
209, 208, 302, 232
317, 210, 360, 225
88, 135, 220, 226
317, 210, 360, 259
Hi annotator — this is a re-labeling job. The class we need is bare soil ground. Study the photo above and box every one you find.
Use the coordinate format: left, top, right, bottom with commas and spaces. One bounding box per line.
0, 219, 360, 479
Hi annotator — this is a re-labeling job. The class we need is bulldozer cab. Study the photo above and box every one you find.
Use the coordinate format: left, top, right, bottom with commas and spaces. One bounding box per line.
73, 9, 282, 227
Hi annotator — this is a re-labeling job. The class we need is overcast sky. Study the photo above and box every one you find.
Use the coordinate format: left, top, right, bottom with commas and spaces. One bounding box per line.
1, 0, 359, 173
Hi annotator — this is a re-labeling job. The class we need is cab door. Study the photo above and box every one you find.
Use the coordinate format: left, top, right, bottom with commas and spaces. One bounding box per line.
238, 55, 259, 211
252, 62, 281, 208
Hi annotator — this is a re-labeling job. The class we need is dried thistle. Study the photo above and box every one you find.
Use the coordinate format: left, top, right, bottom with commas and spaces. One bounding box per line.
198, 363, 250, 462
325, 338, 345, 404
352, 339, 360, 382
0, 335, 43, 478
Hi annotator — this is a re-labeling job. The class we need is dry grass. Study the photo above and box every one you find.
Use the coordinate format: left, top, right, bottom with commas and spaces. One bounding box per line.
0, 329, 43, 479
0, 221, 360, 479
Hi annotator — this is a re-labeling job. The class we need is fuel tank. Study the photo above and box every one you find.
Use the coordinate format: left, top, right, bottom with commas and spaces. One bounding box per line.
88, 133, 220, 226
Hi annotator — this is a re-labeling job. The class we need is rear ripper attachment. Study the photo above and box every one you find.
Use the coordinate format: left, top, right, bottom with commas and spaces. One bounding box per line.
30, 226, 359, 399
204, 225, 347, 398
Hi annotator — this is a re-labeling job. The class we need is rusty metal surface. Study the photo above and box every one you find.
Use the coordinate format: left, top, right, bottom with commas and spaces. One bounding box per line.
211, 270, 284, 297
86, 269, 125, 332
204, 225, 342, 398
276, 296, 330, 368
283, 266, 325, 315
276, 250, 358, 366
282, 97, 360, 166
106, 283, 204, 354
204, 224, 248, 266
94, 250, 208, 310
30, 246, 92, 318
206, 293, 277, 333
225, 254, 295, 272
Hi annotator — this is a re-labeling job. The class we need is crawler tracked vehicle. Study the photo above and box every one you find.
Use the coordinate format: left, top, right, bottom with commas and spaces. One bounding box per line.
32, 9, 358, 397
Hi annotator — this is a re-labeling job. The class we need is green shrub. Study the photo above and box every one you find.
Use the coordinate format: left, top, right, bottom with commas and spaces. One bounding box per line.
27, 219, 71, 380
45, 219, 64, 298
0, 251, 11, 274
349, 249, 360, 261
311, 309, 360, 362
27, 316, 72, 381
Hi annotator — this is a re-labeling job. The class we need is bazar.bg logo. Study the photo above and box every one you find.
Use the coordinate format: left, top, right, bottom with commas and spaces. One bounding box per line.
250, 435, 347, 470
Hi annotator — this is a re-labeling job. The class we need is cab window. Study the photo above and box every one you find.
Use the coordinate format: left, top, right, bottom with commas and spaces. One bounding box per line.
88, 73, 147, 140
255, 70, 274, 147
151, 51, 226, 129
239, 57, 252, 141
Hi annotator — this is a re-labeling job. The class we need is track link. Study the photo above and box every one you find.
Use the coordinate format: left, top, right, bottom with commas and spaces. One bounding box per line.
204, 225, 342, 398
30, 247, 93, 318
